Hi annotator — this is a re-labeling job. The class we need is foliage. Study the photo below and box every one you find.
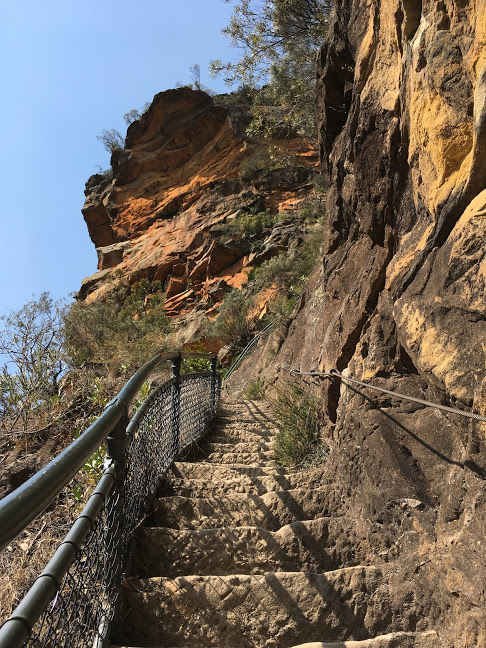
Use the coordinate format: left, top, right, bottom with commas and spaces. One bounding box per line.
96, 128, 124, 154
63, 279, 170, 369
207, 289, 254, 348
269, 379, 326, 467
225, 208, 276, 236
252, 231, 322, 293
132, 380, 152, 411
0, 293, 66, 431
123, 102, 151, 126
211, 0, 333, 136
181, 341, 212, 374
245, 377, 266, 400
238, 147, 296, 180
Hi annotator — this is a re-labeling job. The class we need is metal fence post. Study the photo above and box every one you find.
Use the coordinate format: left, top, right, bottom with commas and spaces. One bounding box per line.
102, 404, 129, 647
171, 354, 182, 455
210, 357, 218, 417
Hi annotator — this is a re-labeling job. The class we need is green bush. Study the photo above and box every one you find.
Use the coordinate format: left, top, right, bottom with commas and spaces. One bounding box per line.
206, 289, 254, 349
225, 209, 276, 237
245, 378, 266, 400
63, 279, 170, 369
252, 231, 322, 293
269, 380, 326, 468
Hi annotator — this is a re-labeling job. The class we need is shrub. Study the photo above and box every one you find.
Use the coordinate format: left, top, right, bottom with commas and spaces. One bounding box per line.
0, 293, 66, 431
269, 380, 326, 468
252, 231, 322, 294
245, 378, 266, 400
225, 209, 276, 237
63, 279, 170, 369
181, 341, 212, 374
239, 146, 296, 181
207, 289, 254, 349
97, 128, 124, 154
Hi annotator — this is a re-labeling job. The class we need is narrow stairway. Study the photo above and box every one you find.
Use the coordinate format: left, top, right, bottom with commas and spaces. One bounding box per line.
118, 399, 439, 648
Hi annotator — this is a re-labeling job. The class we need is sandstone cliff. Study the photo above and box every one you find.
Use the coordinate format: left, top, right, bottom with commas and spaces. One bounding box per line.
79, 88, 317, 342
232, 1, 485, 644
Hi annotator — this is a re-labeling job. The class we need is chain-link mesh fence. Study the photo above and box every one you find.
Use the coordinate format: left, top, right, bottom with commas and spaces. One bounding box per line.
1, 366, 219, 648
27, 488, 119, 648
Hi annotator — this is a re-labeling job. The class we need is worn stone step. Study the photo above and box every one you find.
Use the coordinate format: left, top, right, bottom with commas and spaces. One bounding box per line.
118, 639, 439, 648
210, 426, 275, 442
160, 468, 327, 497
131, 517, 370, 578
207, 441, 273, 453
153, 485, 335, 530
170, 461, 289, 481
208, 430, 275, 445
204, 451, 274, 466
120, 566, 420, 648
289, 632, 440, 647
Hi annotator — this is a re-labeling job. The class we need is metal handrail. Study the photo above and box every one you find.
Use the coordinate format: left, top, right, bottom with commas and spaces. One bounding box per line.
0, 350, 217, 552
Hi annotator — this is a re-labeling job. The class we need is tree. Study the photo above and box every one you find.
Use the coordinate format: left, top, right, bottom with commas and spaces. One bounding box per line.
0, 294, 66, 430
123, 109, 141, 125
96, 128, 124, 154
210, 0, 333, 136
190, 64, 202, 90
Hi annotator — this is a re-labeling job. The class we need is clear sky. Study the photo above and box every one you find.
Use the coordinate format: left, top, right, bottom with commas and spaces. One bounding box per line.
0, 0, 237, 315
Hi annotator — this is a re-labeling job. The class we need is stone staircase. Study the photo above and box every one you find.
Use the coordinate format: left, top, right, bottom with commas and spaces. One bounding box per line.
118, 399, 439, 648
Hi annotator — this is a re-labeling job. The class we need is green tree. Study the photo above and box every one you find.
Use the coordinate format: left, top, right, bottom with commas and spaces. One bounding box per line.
96, 128, 124, 153
210, 0, 332, 136
0, 293, 66, 430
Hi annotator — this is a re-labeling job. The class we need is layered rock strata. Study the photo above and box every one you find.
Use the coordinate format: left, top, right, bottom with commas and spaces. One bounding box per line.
80, 88, 317, 321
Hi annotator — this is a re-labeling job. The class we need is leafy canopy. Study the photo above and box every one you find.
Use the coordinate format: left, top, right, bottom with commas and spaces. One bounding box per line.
211, 0, 333, 136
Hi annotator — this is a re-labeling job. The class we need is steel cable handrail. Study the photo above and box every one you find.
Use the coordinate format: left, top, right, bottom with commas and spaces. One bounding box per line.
276, 365, 486, 423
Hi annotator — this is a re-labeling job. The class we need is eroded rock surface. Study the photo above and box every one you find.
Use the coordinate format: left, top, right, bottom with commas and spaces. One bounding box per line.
79, 88, 317, 328
229, 1, 486, 645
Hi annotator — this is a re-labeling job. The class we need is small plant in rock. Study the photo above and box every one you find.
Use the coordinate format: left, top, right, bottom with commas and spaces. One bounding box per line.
225, 209, 276, 237
252, 231, 322, 294
269, 379, 326, 468
97, 128, 124, 154
207, 289, 254, 350
245, 378, 266, 400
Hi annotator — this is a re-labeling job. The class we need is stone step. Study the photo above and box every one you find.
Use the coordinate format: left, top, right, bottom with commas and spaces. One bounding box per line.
204, 451, 275, 466
203, 441, 274, 454
153, 485, 335, 530
208, 431, 275, 445
131, 517, 370, 578
289, 632, 440, 647
117, 634, 439, 648
160, 468, 327, 497
170, 461, 289, 481
120, 567, 420, 648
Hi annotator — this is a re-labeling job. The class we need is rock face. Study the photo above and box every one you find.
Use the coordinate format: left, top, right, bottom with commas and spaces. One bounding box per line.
232, 1, 486, 645
79, 88, 317, 323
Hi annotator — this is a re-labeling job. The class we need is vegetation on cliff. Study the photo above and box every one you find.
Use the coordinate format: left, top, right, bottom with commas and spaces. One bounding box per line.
211, 0, 332, 136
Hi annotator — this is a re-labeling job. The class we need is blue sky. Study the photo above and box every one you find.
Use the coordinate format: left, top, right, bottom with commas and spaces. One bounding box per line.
0, 0, 237, 315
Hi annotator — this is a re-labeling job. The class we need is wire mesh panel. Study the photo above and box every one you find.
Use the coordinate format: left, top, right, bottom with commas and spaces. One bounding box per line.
0, 363, 219, 648
123, 380, 174, 558
179, 373, 213, 451
25, 487, 119, 648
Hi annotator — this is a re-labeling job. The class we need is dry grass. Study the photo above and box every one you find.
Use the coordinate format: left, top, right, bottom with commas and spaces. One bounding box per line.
0, 492, 78, 623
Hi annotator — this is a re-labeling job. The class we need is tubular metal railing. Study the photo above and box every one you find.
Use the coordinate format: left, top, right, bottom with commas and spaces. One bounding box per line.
0, 351, 220, 648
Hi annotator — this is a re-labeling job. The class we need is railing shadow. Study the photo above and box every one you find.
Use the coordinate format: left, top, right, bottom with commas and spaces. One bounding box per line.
342, 382, 479, 474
